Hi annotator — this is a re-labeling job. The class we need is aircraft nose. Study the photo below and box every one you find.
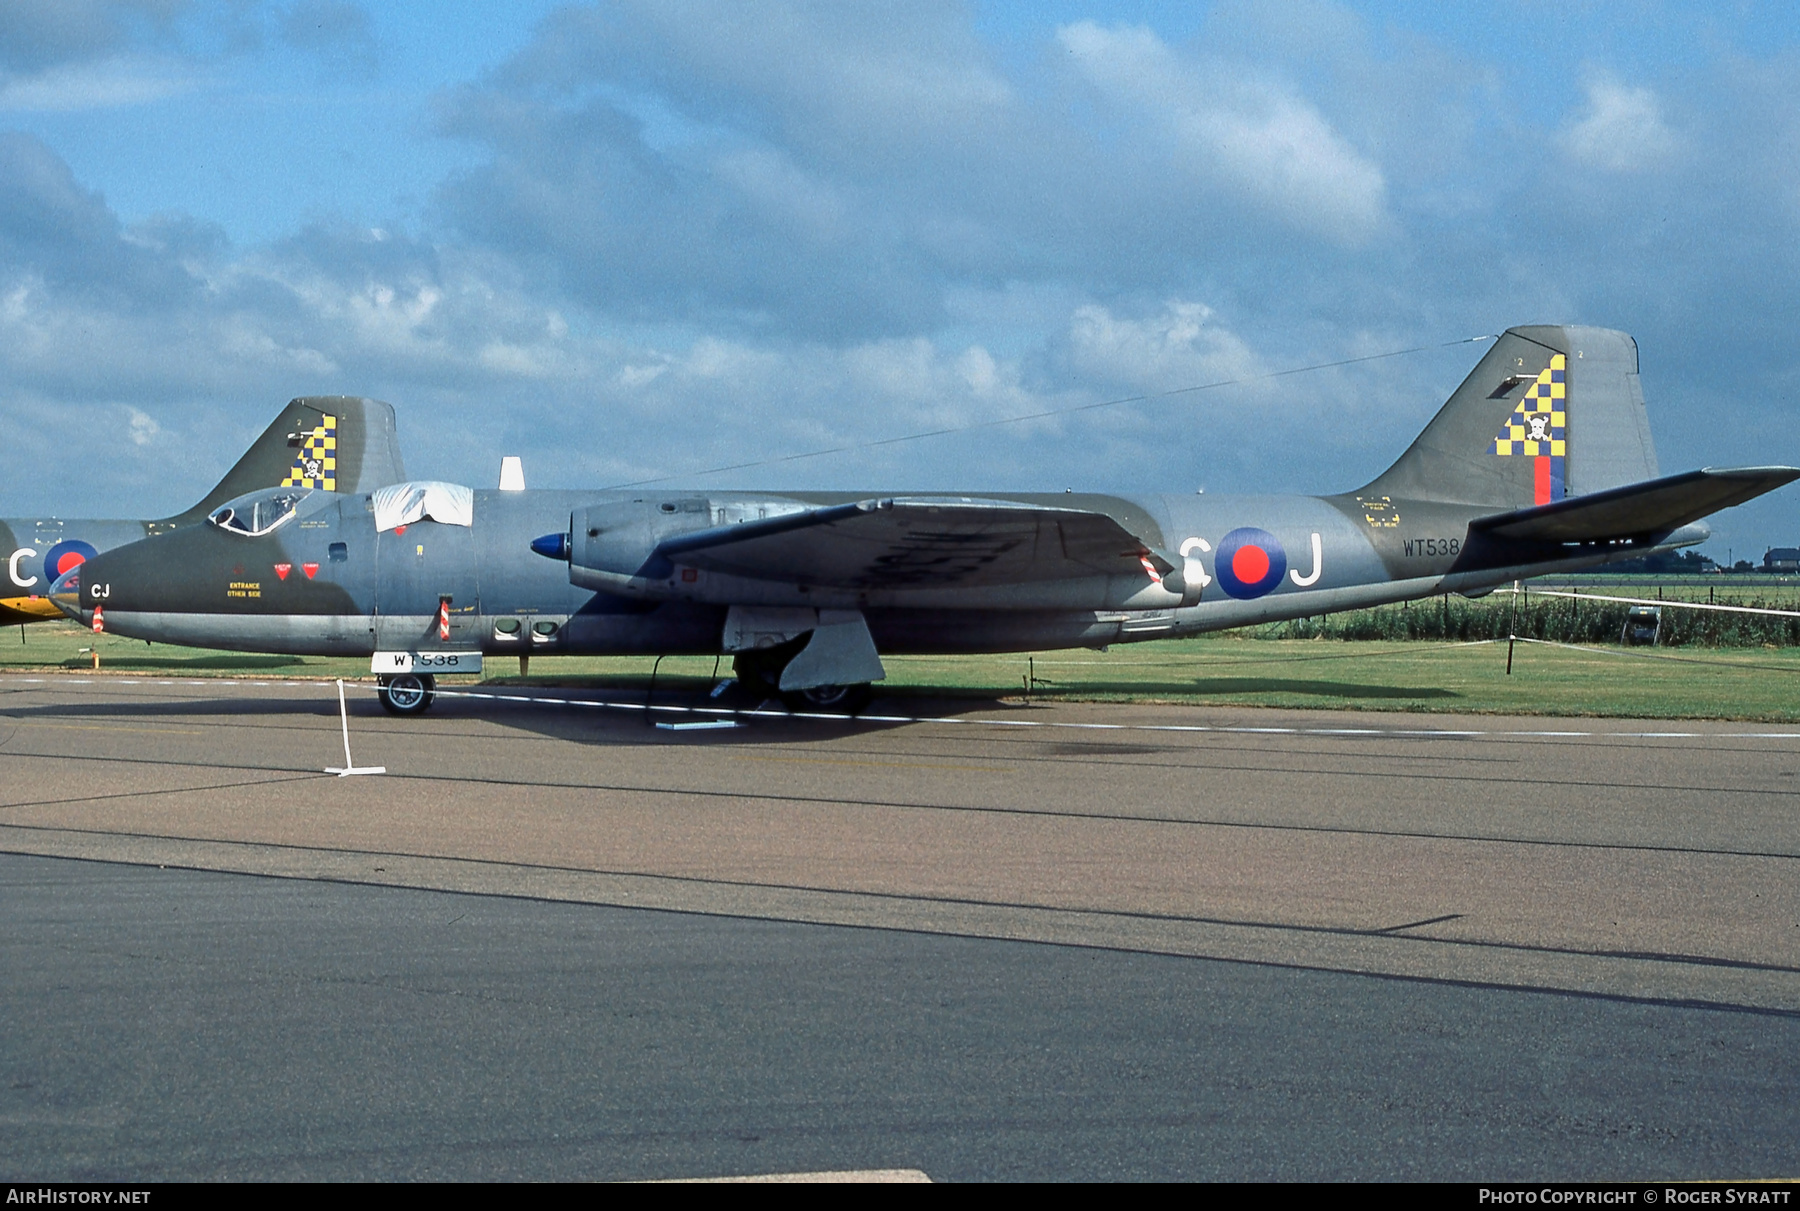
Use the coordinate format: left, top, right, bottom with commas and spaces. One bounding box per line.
48, 564, 86, 621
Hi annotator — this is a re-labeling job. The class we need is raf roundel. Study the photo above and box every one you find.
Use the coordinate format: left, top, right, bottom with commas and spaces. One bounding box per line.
41, 540, 98, 584
1214, 527, 1287, 599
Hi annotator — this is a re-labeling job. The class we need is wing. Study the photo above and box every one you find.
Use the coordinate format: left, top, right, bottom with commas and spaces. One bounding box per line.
1470, 466, 1800, 543
657, 497, 1161, 589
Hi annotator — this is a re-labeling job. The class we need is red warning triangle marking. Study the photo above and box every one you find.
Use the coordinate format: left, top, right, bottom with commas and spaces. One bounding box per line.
302, 562, 319, 579
274, 563, 291, 580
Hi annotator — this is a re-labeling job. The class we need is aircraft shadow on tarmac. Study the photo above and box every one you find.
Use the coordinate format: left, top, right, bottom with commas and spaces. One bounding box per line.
1174, 676, 1460, 700
0, 672, 1457, 756
48, 655, 314, 672
432, 680, 1016, 747
0, 678, 985, 749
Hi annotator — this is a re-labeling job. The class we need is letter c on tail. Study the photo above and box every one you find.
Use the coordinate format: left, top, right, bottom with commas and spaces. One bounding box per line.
8, 547, 37, 588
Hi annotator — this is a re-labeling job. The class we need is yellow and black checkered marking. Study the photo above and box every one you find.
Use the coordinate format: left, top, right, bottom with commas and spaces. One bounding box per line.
282, 414, 338, 491
1492, 355, 1566, 457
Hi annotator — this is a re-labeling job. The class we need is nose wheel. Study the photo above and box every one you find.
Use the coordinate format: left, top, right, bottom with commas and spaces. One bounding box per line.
377, 672, 436, 715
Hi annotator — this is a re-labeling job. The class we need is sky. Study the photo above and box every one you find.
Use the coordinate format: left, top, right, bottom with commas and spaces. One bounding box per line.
1, 0, 1797, 561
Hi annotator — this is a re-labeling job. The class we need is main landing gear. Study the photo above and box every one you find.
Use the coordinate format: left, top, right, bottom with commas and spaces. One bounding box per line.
377, 672, 435, 715
731, 639, 873, 715
781, 681, 874, 713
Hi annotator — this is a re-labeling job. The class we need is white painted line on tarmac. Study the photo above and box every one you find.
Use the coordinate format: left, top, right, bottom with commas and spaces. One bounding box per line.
641, 1169, 931, 1184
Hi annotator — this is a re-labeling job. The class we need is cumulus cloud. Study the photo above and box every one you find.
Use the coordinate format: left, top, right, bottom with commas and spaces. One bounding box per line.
434, 85, 951, 340
1057, 22, 1388, 244
4, 3, 1800, 553
126, 405, 160, 444
0, 0, 186, 74
503, 1, 1015, 156
582, 328, 1089, 492
0, 55, 200, 112
0, 2, 202, 113
427, 2, 1395, 351
0, 2, 379, 114
1063, 302, 1263, 394
1561, 76, 1681, 172
0, 133, 606, 509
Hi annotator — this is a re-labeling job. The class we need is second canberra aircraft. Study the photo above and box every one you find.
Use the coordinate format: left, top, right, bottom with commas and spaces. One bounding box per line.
51, 325, 1798, 713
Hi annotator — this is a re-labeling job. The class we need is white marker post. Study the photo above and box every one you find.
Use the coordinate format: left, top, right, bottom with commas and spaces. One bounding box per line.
325, 678, 386, 776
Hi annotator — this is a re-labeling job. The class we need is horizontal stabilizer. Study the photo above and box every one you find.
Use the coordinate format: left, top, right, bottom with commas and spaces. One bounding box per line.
1470, 466, 1800, 543
658, 497, 1156, 589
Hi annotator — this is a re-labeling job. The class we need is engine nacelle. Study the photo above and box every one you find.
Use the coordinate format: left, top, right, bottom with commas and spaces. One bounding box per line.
569, 502, 667, 578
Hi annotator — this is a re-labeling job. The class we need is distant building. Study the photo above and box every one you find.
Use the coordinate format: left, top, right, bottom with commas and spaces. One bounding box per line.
1763, 548, 1800, 572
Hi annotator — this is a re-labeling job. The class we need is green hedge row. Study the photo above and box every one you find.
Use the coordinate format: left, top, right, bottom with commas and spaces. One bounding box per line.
1264, 593, 1800, 647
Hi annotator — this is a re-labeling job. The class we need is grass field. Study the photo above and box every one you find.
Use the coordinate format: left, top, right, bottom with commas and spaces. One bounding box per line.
8, 616, 1800, 722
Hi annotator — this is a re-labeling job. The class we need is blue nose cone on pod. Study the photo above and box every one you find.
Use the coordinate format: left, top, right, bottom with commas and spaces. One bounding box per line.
530, 532, 571, 560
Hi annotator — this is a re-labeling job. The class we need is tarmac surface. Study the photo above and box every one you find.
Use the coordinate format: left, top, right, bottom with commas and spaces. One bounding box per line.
3, 673, 1799, 1180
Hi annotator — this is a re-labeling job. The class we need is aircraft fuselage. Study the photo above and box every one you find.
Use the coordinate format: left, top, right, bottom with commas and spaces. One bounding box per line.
1, 516, 184, 625
59, 486, 1685, 659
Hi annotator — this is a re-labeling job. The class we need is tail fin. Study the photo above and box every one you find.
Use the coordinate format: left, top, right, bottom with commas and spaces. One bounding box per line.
1357, 325, 1659, 507
161, 396, 408, 525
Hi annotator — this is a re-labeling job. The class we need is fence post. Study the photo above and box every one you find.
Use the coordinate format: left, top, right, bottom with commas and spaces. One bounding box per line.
1505, 580, 1520, 673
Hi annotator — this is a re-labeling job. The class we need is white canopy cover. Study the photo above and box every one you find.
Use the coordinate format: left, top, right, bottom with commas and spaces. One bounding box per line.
372, 481, 475, 532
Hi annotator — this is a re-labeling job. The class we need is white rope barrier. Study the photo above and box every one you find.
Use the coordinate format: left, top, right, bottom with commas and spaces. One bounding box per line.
1501, 587, 1800, 619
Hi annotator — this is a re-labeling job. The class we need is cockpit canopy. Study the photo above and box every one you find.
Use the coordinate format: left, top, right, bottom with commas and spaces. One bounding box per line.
208, 487, 313, 537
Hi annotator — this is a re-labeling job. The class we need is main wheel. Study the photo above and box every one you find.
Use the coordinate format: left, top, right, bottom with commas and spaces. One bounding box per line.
732, 636, 809, 696
377, 672, 436, 715
779, 682, 873, 715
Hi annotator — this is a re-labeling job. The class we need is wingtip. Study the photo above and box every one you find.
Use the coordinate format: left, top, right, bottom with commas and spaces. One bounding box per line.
1698, 465, 1800, 483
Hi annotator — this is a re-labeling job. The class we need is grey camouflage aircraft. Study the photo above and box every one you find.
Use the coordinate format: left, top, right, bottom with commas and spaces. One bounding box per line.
50, 325, 1799, 715
4, 397, 405, 626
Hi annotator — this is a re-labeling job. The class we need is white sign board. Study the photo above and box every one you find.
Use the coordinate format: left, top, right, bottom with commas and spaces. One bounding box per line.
372, 650, 483, 675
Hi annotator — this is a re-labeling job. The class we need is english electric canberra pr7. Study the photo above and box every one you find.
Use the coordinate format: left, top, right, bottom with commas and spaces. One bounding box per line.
52, 326, 1798, 714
